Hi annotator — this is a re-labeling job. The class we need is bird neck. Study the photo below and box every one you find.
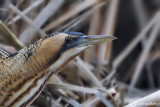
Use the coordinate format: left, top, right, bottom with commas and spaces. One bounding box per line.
0, 38, 63, 106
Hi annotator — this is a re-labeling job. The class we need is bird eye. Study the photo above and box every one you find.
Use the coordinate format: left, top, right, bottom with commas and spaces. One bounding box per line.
65, 37, 72, 42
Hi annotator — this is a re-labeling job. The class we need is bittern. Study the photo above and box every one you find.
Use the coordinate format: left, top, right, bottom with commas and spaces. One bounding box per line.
0, 31, 116, 107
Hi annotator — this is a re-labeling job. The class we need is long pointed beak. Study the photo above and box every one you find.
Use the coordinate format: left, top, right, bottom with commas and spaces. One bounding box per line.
80, 35, 117, 47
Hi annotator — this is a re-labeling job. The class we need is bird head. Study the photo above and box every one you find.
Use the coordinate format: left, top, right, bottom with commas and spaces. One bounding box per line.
38, 31, 117, 69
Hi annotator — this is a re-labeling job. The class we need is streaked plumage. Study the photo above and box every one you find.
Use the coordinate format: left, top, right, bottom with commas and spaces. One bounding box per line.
0, 31, 116, 107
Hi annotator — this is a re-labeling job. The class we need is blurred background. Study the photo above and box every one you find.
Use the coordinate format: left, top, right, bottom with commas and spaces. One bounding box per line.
0, 0, 160, 107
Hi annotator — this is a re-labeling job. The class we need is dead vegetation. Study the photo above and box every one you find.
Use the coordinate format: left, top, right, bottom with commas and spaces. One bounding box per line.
0, 0, 160, 107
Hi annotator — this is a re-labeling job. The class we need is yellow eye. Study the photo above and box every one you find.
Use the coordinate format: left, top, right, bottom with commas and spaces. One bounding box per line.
65, 37, 72, 42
